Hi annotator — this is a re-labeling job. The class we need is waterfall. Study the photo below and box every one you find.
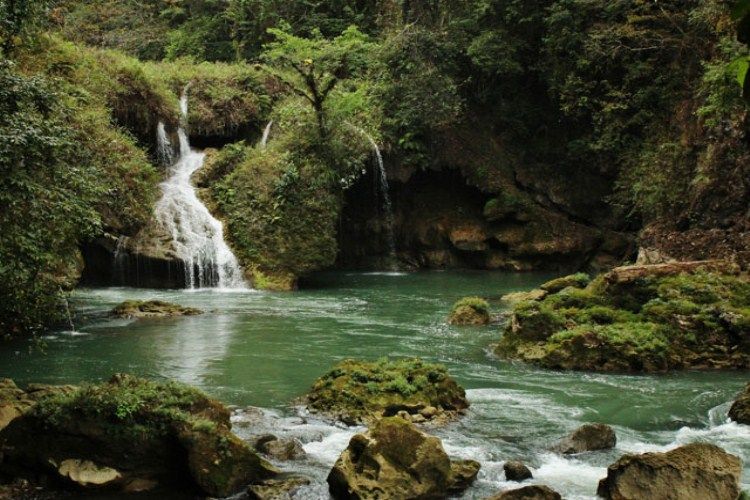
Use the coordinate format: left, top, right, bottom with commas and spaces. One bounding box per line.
59, 287, 76, 332
348, 124, 396, 257
261, 120, 273, 149
154, 88, 247, 289
156, 121, 174, 166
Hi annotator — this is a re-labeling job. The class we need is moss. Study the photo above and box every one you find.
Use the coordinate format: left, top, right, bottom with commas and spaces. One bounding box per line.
540, 273, 591, 294
306, 358, 468, 424
448, 297, 490, 325
497, 271, 750, 372
110, 300, 203, 318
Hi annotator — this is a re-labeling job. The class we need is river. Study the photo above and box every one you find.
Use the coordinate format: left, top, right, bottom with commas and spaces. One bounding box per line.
1, 271, 748, 499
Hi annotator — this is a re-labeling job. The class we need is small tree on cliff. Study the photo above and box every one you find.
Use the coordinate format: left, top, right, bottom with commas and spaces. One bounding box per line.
261, 25, 374, 139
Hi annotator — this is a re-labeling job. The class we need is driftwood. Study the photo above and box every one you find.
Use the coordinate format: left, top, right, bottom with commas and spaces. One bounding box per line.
604, 260, 739, 286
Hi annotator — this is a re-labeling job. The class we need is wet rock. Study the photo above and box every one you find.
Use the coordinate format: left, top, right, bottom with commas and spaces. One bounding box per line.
449, 224, 490, 252
503, 460, 533, 481
487, 485, 562, 500
57, 459, 122, 488
247, 474, 311, 499
253, 435, 306, 461
540, 273, 590, 294
327, 417, 479, 499
728, 383, 750, 425
501, 289, 547, 306
110, 300, 203, 318
0, 380, 77, 432
306, 358, 468, 425
597, 443, 741, 500
551, 423, 616, 454
0, 374, 276, 497
448, 297, 491, 326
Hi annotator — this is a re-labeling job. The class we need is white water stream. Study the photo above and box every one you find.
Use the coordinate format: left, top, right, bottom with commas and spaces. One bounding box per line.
153, 89, 247, 289
261, 120, 273, 148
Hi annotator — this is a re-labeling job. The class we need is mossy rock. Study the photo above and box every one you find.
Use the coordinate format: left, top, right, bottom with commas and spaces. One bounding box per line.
729, 383, 750, 425
540, 273, 591, 294
496, 267, 750, 372
448, 297, 490, 326
327, 417, 479, 499
0, 374, 276, 497
501, 289, 547, 306
111, 300, 203, 318
306, 358, 468, 425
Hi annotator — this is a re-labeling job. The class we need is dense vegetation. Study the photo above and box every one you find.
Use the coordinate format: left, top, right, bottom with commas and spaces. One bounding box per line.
1, 0, 749, 334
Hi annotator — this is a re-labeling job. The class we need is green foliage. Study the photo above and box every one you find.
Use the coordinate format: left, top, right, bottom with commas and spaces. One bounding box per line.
0, 0, 51, 54
451, 297, 489, 315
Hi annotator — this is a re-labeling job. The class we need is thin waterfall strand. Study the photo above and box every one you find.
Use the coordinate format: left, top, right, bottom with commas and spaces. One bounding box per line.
261, 120, 273, 149
156, 121, 174, 166
154, 89, 247, 289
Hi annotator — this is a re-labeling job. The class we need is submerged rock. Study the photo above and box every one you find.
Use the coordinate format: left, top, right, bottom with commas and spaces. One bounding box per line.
306, 358, 468, 425
728, 383, 750, 425
487, 485, 562, 500
504, 460, 533, 481
448, 297, 491, 326
550, 423, 616, 454
0, 374, 276, 497
110, 300, 203, 318
597, 443, 741, 500
327, 417, 479, 499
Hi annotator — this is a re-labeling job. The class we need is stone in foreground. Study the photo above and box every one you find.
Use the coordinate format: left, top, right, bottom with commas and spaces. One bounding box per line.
306, 358, 468, 425
110, 299, 203, 318
550, 423, 616, 454
597, 443, 741, 500
504, 460, 533, 481
0, 374, 276, 497
487, 485, 562, 499
327, 417, 479, 499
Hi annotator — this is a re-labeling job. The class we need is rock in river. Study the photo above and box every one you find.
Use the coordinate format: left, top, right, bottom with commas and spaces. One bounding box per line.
597, 443, 741, 500
728, 382, 750, 425
550, 423, 616, 454
487, 485, 562, 500
0, 374, 276, 497
327, 416, 479, 499
110, 299, 203, 318
306, 358, 468, 425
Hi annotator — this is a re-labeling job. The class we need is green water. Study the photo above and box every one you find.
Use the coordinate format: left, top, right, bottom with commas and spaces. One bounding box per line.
1, 271, 748, 499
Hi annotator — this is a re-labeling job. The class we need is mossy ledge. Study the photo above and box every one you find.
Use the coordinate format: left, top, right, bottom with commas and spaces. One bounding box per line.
0, 374, 276, 497
496, 262, 750, 372
448, 297, 491, 326
305, 358, 468, 426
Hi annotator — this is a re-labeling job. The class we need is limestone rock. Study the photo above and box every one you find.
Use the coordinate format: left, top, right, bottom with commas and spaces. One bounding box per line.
728, 383, 750, 425
253, 435, 306, 461
327, 417, 478, 499
448, 297, 491, 326
57, 459, 122, 488
551, 423, 616, 454
501, 289, 547, 306
247, 474, 311, 499
449, 224, 489, 252
487, 485, 562, 499
597, 443, 741, 500
504, 460, 533, 481
110, 300, 203, 318
306, 358, 468, 425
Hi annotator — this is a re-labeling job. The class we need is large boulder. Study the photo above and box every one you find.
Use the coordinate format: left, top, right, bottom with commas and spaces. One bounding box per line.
728, 383, 750, 424
550, 423, 616, 454
504, 460, 533, 481
448, 297, 491, 326
306, 358, 468, 425
0, 374, 276, 497
327, 417, 479, 499
487, 485, 562, 500
597, 443, 741, 500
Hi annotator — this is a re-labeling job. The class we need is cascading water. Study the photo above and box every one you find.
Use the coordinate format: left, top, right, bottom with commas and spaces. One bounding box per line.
154, 88, 247, 289
349, 125, 396, 257
261, 120, 273, 149
156, 121, 174, 166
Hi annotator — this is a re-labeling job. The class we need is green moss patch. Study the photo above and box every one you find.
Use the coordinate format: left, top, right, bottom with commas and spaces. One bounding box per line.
448, 297, 491, 326
110, 300, 203, 318
306, 358, 468, 425
497, 269, 750, 372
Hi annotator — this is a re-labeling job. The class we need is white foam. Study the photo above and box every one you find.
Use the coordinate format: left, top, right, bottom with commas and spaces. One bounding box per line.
303, 426, 362, 466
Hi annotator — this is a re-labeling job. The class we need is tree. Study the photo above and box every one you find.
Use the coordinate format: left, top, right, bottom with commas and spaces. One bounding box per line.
733, 0, 750, 97
0, 0, 51, 55
262, 25, 374, 138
